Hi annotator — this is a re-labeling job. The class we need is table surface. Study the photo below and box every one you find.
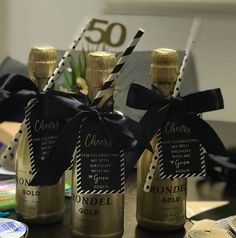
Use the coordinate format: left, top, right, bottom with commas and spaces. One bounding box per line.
10, 171, 236, 238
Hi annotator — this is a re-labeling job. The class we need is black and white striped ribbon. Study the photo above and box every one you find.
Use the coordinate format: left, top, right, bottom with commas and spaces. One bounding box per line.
144, 18, 203, 192
91, 29, 144, 107
25, 99, 39, 175
75, 118, 86, 194
1, 20, 92, 166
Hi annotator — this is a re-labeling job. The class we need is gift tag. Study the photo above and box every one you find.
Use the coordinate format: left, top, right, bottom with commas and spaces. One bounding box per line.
75, 118, 125, 194
158, 111, 206, 179
25, 100, 65, 175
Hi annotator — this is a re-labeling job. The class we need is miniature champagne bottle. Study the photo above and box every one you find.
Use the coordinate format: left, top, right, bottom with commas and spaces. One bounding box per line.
15, 46, 65, 224
72, 51, 124, 238
136, 48, 187, 231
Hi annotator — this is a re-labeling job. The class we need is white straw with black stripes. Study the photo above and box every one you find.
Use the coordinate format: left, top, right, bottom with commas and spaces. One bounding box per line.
1, 20, 92, 162
91, 29, 144, 107
144, 18, 203, 192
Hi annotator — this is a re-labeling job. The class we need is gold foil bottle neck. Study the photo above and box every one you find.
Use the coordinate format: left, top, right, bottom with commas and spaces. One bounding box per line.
86, 51, 116, 103
150, 48, 179, 96
28, 46, 57, 90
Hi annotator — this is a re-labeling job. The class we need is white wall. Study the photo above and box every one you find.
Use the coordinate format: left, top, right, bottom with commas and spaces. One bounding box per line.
0, 1, 8, 61
1, 0, 105, 63
1, 0, 236, 123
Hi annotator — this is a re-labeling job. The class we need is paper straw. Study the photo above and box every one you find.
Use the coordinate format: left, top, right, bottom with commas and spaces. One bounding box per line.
144, 18, 203, 192
1, 20, 92, 162
173, 18, 202, 97
91, 29, 144, 107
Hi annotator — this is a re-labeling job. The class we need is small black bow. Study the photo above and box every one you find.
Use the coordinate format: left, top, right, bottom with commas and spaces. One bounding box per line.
126, 83, 227, 168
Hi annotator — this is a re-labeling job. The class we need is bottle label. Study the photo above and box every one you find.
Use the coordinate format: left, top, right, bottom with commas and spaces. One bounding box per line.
25, 100, 65, 174
75, 118, 125, 194
157, 111, 206, 179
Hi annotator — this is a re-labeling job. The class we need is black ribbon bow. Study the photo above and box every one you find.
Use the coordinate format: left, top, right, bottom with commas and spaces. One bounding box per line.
29, 99, 138, 186
0, 73, 115, 123
0, 74, 38, 122
125, 83, 227, 172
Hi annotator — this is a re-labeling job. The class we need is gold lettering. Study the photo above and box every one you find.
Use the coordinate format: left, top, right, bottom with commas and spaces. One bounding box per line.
164, 122, 190, 135
84, 134, 112, 148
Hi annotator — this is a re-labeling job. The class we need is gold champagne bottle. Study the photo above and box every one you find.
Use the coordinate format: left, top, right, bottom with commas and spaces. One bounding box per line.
15, 46, 65, 224
136, 48, 187, 231
72, 51, 124, 238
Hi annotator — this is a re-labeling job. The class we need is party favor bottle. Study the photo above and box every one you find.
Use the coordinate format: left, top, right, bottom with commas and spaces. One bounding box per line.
136, 48, 187, 231
16, 46, 65, 224
72, 51, 124, 238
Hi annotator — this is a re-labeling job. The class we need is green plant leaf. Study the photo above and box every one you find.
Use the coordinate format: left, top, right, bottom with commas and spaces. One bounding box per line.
79, 46, 88, 78
63, 69, 73, 90
70, 56, 80, 80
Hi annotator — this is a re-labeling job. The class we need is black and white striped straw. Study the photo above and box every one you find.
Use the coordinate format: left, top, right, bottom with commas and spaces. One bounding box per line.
91, 29, 144, 107
1, 20, 93, 162
144, 18, 203, 192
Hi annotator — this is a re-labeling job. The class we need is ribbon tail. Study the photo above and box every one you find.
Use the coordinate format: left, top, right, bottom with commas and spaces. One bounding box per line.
29, 114, 86, 186
189, 115, 228, 156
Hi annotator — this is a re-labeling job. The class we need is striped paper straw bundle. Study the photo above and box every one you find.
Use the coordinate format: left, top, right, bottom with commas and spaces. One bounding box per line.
1, 20, 93, 162
144, 18, 203, 192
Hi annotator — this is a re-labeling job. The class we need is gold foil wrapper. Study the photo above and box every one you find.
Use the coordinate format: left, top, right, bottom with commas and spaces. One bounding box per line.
71, 153, 124, 238
16, 131, 65, 224
137, 136, 187, 230
86, 51, 116, 106
28, 46, 57, 90
150, 48, 179, 96
15, 46, 65, 224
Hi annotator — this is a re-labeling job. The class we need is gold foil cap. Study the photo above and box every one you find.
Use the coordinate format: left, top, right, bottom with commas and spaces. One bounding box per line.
86, 51, 116, 102
150, 48, 179, 96
86, 51, 116, 87
28, 46, 57, 90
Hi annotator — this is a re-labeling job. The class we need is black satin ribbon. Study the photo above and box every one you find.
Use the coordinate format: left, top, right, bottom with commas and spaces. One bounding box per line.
125, 83, 227, 173
0, 89, 10, 100
0, 74, 37, 93
0, 74, 116, 124
29, 99, 138, 186
0, 74, 38, 122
